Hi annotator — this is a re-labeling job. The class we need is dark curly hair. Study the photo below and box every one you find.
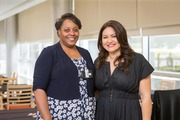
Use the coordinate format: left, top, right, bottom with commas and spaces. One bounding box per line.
96, 20, 135, 74
55, 13, 82, 31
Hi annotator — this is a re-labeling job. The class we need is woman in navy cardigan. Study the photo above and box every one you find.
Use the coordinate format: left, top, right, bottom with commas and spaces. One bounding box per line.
33, 13, 96, 120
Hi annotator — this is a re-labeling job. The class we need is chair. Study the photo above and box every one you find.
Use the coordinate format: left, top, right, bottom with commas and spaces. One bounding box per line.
0, 95, 3, 110
10, 72, 17, 79
0, 78, 17, 85
10, 72, 18, 84
6, 84, 33, 110
152, 89, 180, 120
160, 80, 176, 90
0, 73, 17, 85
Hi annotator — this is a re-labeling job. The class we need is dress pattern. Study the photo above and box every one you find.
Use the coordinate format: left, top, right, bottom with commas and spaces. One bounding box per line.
36, 57, 96, 120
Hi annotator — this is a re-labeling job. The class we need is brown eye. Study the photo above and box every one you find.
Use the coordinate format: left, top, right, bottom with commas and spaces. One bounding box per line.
74, 28, 79, 32
64, 29, 70, 33
102, 36, 108, 39
112, 35, 116, 38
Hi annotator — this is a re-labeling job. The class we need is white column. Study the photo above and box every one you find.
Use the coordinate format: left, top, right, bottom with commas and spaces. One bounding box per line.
52, 0, 72, 43
5, 15, 17, 77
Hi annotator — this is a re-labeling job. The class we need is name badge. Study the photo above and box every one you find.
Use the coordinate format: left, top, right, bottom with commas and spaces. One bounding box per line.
81, 67, 93, 78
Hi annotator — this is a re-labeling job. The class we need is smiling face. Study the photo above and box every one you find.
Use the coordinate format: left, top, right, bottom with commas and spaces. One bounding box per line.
58, 19, 79, 48
102, 27, 120, 54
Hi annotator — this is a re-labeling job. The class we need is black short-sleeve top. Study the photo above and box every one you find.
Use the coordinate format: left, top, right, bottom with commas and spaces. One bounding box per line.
95, 53, 154, 93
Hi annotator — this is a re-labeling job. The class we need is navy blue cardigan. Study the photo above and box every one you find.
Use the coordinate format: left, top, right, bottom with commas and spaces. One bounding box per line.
33, 42, 95, 100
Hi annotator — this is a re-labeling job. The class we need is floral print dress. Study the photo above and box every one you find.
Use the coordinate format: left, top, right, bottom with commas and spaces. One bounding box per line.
36, 57, 96, 120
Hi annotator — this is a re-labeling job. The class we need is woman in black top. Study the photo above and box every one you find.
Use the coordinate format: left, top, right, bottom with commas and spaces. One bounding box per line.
95, 20, 154, 120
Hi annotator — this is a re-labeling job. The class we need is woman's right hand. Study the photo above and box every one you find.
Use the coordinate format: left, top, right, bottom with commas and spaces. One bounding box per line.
34, 89, 52, 120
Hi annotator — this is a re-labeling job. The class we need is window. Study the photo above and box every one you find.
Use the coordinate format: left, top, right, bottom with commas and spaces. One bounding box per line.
78, 39, 99, 61
18, 42, 52, 84
0, 43, 6, 75
149, 34, 180, 73
128, 36, 143, 54
149, 34, 180, 90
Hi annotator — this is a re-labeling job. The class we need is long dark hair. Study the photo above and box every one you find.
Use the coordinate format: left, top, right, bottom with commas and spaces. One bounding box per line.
96, 20, 135, 74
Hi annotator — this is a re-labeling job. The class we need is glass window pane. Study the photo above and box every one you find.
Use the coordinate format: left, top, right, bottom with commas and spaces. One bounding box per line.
18, 41, 52, 84
78, 39, 99, 61
0, 43, 6, 75
149, 34, 180, 73
128, 36, 143, 53
149, 34, 180, 90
